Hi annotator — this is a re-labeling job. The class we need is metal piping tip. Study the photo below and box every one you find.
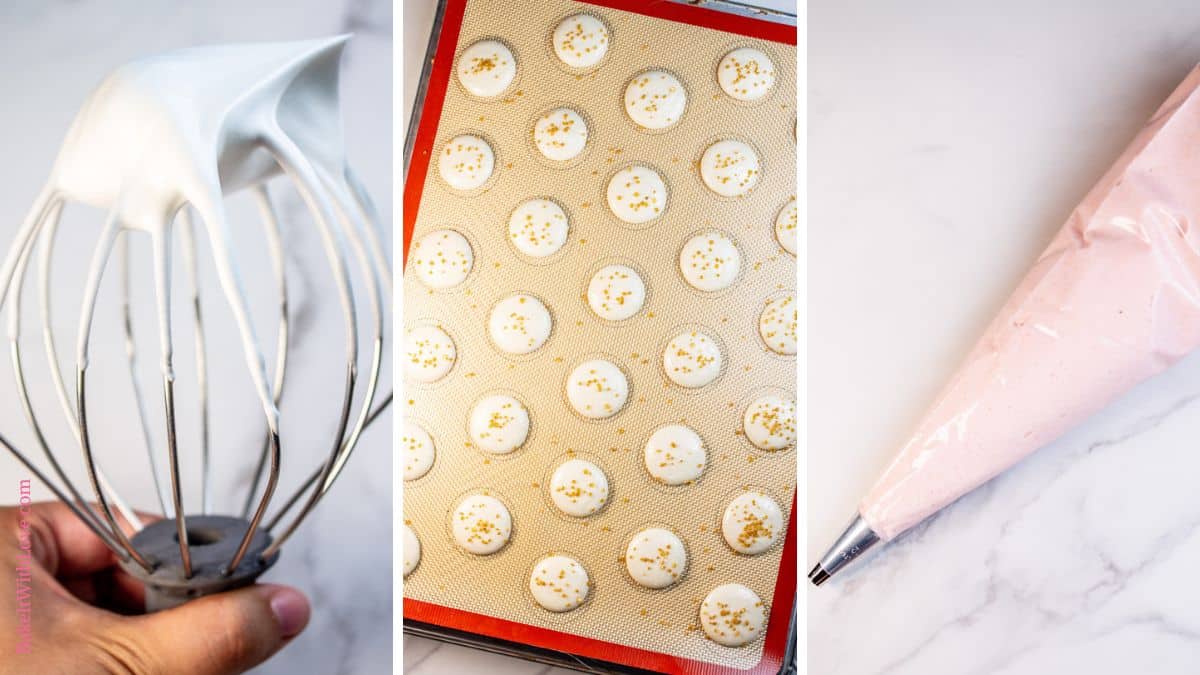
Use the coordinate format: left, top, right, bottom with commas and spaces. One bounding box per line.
810, 513, 880, 586
808, 564, 831, 586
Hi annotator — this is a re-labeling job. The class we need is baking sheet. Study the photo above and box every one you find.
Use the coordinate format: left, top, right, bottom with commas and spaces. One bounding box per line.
403, 0, 796, 669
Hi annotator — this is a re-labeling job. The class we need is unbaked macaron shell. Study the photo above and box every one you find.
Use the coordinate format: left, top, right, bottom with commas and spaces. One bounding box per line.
403, 324, 456, 383
700, 139, 760, 197
662, 331, 722, 388
412, 229, 473, 290
402, 420, 435, 481
625, 527, 688, 589
721, 491, 783, 555
700, 583, 766, 647
439, 134, 495, 191
606, 165, 667, 224
586, 264, 646, 321
451, 494, 512, 555
775, 198, 797, 256
509, 199, 569, 258
759, 294, 797, 355
530, 555, 590, 612
624, 70, 687, 130
717, 47, 777, 102
403, 525, 420, 576
489, 294, 552, 354
680, 232, 741, 292
469, 394, 530, 454
566, 359, 628, 419
533, 108, 589, 161
552, 14, 609, 69
743, 395, 796, 451
457, 39, 517, 97
548, 459, 609, 517
643, 424, 707, 485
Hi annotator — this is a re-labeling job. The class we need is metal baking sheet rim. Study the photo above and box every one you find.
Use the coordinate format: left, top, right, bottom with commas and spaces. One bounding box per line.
401, 1, 798, 673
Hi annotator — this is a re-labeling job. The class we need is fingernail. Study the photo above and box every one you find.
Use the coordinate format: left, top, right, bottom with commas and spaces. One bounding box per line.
268, 588, 311, 638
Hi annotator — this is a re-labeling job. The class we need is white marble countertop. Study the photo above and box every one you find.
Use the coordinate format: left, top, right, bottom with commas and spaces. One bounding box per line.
0, 1, 392, 673
810, 2, 1200, 674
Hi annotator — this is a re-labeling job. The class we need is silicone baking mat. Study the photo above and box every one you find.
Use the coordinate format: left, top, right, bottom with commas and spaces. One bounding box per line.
403, 1, 796, 673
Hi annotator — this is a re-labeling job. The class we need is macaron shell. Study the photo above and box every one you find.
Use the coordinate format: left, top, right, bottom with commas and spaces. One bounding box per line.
457, 39, 517, 97
759, 294, 797, 355
587, 264, 646, 321
403, 525, 421, 577
451, 494, 512, 555
533, 108, 589, 161
566, 359, 629, 419
643, 424, 707, 485
700, 583, 766, 646
402, 420, 436, 481
679, 232, 741, 292
529, 555, 590, 612
721, 492, 783, 555
717, 47, 776, 102
775, 197, 797, 255
509, 199, 569, 257
625, 527, 687, 589
549, 459, 609, 517
662, 331, 722, 388
606, 166, 667, 224
743, 395, 796, 451
489, 294, 552, 354
700, 140, 760, 197
553, 14, 609, 69
412, 230, 473, 289
403, 324, 456, 383
439, 134, 495, 191
469, 394, 530, 454
624, 70, 687, 130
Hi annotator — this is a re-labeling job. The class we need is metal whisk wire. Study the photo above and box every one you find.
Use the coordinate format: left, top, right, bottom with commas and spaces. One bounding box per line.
3, 175, 392, 577
7, 198, 124, 554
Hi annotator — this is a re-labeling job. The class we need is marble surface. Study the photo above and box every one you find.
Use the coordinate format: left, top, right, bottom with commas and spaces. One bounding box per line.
810, 2, 1200, 674
0, 1, 392, 673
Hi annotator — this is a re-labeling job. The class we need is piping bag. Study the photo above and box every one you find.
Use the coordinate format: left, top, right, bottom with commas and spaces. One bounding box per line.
811, 65, 1200, 585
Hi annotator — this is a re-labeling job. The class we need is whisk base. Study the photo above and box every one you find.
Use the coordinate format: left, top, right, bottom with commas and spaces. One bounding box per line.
119, 514, 279, 612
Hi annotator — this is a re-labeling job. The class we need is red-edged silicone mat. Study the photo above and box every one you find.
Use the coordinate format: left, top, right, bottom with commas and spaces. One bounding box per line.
403, 1, 797, 673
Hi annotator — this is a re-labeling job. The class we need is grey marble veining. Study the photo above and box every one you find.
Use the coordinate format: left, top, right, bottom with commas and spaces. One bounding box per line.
810, 1, 1200, 674
0, 1, 392, 673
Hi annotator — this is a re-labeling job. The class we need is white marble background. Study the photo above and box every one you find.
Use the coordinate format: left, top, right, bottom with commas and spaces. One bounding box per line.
0, 1, 392, 673
810, 1, 1200, 674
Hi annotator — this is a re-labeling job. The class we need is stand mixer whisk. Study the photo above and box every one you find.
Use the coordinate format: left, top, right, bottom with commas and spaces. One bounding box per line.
0, 35, 390, 610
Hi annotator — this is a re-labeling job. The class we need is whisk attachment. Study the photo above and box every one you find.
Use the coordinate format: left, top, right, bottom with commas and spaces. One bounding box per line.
119, 515, 279, 611
0, 35, 391, 609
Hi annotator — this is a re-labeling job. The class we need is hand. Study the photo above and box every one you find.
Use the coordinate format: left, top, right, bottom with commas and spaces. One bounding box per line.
0, 500, 310, 674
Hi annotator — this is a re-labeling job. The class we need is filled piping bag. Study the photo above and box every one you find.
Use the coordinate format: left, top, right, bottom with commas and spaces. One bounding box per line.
811, 65, 1200, 585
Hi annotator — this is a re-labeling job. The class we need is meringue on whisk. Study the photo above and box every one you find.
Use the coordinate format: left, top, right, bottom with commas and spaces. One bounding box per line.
0, 35, 390, 609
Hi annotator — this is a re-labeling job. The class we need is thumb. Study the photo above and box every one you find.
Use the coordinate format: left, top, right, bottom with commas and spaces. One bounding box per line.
125, 584, 310, 675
